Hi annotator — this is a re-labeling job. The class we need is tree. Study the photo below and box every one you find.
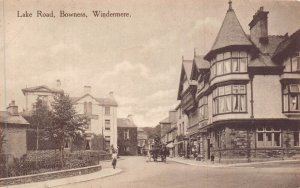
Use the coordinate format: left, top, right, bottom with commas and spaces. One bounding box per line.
27, 99, 53, 168
44, 93, 87, 168
0, 129, 5, 155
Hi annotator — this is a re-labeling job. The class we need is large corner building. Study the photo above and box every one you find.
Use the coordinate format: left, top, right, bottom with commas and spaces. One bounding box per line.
177, 1, 300, 162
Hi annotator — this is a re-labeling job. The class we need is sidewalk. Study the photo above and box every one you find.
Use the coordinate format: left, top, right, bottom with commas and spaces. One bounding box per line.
1, 168, 122, 188
168, 157, 300, 168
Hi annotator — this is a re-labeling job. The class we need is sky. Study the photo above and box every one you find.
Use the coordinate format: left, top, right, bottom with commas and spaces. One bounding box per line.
0, 0, 300, 127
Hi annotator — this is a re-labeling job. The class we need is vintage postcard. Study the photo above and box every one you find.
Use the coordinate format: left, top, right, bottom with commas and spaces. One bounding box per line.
0, 0, 300, 187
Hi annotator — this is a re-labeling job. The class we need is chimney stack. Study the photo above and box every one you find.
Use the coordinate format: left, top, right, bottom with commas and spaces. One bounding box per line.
56, 79, 61, 88
249, 6, 269, 46
127, 114, 134, 123
169, 110, 177, 124
84, 85, 91, 94
7, 100, 19, 116
109, 91, 114, 99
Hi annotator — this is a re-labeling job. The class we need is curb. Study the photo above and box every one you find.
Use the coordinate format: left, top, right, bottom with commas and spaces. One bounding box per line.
168, 158, 300, 168
1, 168, 123, 188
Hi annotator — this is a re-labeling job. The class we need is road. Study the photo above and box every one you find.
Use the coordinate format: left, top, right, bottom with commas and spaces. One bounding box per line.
59, 156, 300, 188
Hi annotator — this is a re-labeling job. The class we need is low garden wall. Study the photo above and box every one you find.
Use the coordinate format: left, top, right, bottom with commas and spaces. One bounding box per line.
0, 164, 102, 186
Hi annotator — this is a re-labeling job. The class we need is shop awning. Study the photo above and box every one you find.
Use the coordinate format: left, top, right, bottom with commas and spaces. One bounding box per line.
166, 142, 174, 148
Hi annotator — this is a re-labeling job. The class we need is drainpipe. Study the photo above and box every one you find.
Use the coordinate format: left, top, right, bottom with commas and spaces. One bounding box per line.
249, 73, 255, 162
249, 74, 254, 119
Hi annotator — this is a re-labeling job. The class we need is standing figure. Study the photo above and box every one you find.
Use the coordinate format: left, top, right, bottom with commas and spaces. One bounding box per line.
112, 151, 118, 169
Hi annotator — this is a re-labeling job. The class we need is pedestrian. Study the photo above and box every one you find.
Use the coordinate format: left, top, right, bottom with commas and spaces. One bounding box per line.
211, 154, 215, 164
112, 151, 117, 169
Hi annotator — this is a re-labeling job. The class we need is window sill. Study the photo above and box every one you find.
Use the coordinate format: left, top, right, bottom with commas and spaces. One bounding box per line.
212, 111, 247, 117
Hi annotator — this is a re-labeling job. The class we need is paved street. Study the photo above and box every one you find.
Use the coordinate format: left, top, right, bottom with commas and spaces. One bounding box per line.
58, 156, 300, 188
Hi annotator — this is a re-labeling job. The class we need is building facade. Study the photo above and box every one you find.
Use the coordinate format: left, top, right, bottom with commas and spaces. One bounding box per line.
0, 101, 29, 162
21, 80, 63, 115
117, 115, 138, 155
177, 2, 300, 162
72, 86, 118, 151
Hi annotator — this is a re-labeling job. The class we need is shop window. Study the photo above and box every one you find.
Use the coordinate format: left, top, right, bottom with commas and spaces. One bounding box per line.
256, 127, 281, 147
283, 84, 300, 112
213, 85, 246, 115
294, 132, 300, 147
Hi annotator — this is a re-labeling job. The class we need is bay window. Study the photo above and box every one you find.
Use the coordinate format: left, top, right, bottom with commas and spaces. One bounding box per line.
283, 84, 300, 112
256, 127, 281, 147
210, 51, 248, 79
199, 96, 208, 121
213, 84, 247, 115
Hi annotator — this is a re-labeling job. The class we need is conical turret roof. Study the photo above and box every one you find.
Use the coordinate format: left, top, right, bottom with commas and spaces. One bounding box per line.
205, 1, 252, 59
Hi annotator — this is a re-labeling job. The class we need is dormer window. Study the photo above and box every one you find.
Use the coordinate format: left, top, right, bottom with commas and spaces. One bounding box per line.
210, 51, 248, 79
291, 52, 300, 72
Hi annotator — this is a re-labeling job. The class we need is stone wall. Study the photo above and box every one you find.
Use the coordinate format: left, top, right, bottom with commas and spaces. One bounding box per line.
210, 125, 300, 163
0, 164, 102, 186
2, 126, 27, 160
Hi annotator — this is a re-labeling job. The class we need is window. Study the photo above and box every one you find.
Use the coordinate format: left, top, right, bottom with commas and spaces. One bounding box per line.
210, 51, 248, 79
283, 84, 300, 112
124, 129, 130, 140
105, 120, 110, 130
213, 85, 246, 115
291, 52, 300, 72
85, 119, 91, 130
256, 127, 281, 147
294, 132, 300, 147
105, 106, 111, 115
199, 96, 208, 121
84, 102, 92, 114
105, 136, 110, 149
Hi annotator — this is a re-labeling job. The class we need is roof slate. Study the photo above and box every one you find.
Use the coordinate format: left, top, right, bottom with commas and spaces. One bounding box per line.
194, 55, 210, 70
254, 35, 286, 55
71, 94, 118, 107
159, 117, 170, 124
117, 118, 137, 128
182, 60, 193, 83
22, 85, 63, 95
208, 8, 252, 55
0, 111, 29, 125
273, 29, 300, 59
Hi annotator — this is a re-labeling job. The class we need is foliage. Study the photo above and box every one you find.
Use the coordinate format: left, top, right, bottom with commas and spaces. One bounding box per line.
27, 99, 52, 130
90, 134, 105, 151
0, 129, 6, 154
143, 125, 161, 139
26, 129, 59, 150
43, 93, 88, 168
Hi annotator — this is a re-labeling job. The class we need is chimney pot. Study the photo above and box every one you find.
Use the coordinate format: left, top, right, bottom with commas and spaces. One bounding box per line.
56, 79, 61, 88
7, 100, 19, 116
127, 114, 133, 123
109, 91, 114, 98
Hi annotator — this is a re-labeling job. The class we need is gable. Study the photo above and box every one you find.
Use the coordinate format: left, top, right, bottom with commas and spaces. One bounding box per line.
74, 94, 99, 104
